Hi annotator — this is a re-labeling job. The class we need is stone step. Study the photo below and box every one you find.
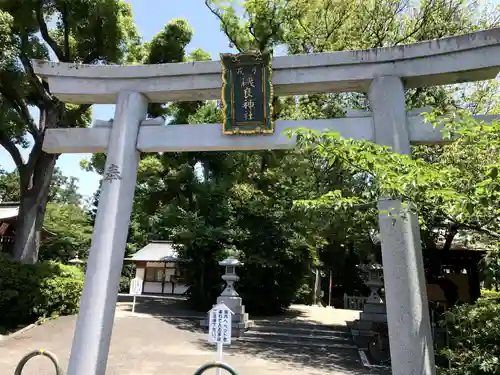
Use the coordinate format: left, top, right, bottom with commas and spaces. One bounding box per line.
250, 323, 351, 338
243, 330, 353, 345
253, 320, 351, 332
237, 333, 358, 349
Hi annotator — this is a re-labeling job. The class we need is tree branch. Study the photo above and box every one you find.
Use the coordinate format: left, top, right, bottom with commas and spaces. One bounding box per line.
0, 86, 40, 140
467, 224, 500, 239
18, 45, 53, 107
205, 0, 244, 52
62, 2, 70, 60
35, 1, 66, 62
82, 15, 104, 64
25, 135, 44, 182
0, 136, 25, 169
445, 214, 500, 240
61, 103, 91, 127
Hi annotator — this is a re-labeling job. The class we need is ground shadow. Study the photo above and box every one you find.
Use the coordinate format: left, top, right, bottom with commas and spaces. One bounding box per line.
195, 327, 389, 375
120, 297, 388, 374
159, 309, 386, 374
156, 307, 308, 335
117, 295, 203, 318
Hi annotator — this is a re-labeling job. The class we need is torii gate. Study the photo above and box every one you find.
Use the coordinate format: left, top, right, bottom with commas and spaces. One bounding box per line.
34, 28, 500, 375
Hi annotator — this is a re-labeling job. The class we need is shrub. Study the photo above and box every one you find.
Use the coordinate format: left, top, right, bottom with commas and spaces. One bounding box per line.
294, 282, 314, 305
0, 254, 84, 328
119, 275, 131, 293
438, 297, 500, 375
481, 289, 500, 300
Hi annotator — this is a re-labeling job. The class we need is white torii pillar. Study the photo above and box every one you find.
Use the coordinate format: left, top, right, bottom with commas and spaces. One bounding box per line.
67, 91, 147, 375
369, 76, 436, 375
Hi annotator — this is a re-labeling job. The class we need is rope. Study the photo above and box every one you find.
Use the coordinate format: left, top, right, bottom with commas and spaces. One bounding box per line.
193, 362, 240, 375
14, 349, 64, 375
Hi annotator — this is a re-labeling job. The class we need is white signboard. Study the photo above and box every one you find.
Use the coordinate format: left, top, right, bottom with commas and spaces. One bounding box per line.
129, 278, 143, 296
129, 278, 143, 314
208, 302, 233, 345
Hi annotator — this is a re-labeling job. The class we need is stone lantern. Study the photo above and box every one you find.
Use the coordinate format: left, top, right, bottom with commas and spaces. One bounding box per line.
357, 254, 387, 323
219, 257, 242, 297
212, 256, 251, 336
349, 254, 387, 347
357, 254, 384, 304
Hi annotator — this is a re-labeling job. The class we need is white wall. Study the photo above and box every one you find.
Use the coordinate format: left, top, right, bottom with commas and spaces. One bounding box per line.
143, 282, 162, 294
135, 267, 145, 280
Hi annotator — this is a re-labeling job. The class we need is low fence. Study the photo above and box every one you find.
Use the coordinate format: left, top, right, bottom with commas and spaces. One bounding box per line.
343, 294, 367, 310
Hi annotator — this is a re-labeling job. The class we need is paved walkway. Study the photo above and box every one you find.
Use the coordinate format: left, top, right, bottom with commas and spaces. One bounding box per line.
0, 300, 371, 375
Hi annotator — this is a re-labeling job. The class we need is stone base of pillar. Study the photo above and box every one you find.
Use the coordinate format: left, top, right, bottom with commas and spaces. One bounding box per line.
200, 296, 253, 337
360, 302, 387, 322
349, 302, 387, 348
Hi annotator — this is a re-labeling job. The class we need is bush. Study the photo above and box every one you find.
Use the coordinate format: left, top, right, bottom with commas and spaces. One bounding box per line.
294, 282, 314, 305
438, 297, 500, 375
481, 289, 500, 300
0, 254, 84, 328
119, 275, 131, 293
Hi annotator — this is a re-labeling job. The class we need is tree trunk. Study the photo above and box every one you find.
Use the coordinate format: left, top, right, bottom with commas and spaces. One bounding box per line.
443, 225, 458, 251
13, 152, 58, 263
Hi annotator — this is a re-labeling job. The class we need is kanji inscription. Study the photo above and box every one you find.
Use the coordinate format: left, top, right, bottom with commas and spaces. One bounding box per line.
103, 163, 122, 183
220, 52, 273, 135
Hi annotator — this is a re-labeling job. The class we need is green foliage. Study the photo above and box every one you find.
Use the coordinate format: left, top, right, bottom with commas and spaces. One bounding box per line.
481, 248, 500, 291
439, 297, 500, 375
290, 113, 500, 247
0, 167, 84, 204
79, 0, 500, 318
0, 0, 140, 261
0, 254, 83, 328
40, 203, 93, 262
145, 19, 193, 64
0, 168, 19, 201
481, 289, 500, 299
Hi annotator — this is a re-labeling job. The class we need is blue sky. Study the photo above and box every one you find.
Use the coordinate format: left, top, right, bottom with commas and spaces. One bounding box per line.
0, 0, 237, 200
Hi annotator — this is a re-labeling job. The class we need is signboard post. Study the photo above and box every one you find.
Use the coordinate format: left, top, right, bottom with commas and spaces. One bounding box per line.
208, 302, 234, 375
129, 277, 143, 313
220, 51, 274, 135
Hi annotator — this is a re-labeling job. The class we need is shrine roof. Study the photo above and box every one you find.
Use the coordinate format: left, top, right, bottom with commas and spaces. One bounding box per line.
0, 203, 19, 221
127, 241, 185, 262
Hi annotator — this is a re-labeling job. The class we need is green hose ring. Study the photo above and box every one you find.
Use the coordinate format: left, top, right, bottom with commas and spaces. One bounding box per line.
14, 349, 64, 375
193, 361, 239, 375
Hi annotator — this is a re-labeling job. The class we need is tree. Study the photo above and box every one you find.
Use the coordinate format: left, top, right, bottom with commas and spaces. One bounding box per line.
203, 0, 500, 305
40, 202, 93, 262
206, 0, 500, 115
0, 167, 83, 205
0, 168, 19, 202
0, 1, 140, 263
290, 112, 500, 249
207, 0, 500, 249
440, 296, 500, 375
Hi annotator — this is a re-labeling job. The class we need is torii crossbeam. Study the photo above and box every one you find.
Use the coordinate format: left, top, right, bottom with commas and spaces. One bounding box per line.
33, 27, 500, 375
